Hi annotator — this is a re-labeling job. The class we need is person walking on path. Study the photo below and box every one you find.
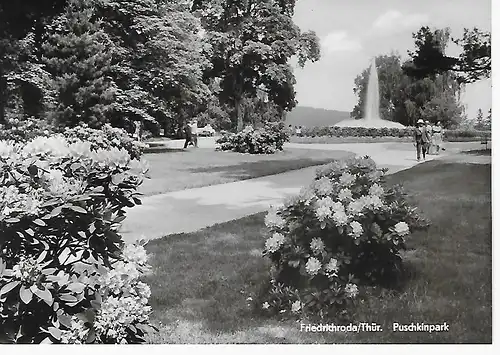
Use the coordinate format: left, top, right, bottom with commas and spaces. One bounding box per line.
189, 118, 199, 148
183, 121, 193, 149
414, 119, 430, 161
431, 121, 444, 154
425, 120, 433, 154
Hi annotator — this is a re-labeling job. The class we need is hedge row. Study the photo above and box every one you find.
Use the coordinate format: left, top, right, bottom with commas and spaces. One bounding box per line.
297, 126, 491, 141
298, 127, 414, 138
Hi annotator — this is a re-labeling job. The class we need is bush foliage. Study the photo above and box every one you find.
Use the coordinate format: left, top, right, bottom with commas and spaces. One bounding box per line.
297, 126, 491, 142
0, 134, 154, 344
260, 156, 428, 319
216, 122, 290, 154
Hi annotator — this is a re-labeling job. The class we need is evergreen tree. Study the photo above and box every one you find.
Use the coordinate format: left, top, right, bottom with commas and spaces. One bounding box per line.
42, 0, 115, 128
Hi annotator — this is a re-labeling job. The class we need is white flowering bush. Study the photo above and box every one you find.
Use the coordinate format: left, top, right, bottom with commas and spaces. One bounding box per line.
62, 123, 147, 160
216, 122, 290, 154
0, 135, 155, 343
260, 156, 428, 318
0, 116, 55, 142
0, 119, 146, 161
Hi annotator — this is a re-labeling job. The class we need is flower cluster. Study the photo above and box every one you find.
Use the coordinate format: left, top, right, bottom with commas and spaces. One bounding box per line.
59, 317, 90, 344
63, 123, 146, 160
261, 156, 426, 318
265, 233, 286, 253
12, 257, 43, 286
94, 296, 152, 343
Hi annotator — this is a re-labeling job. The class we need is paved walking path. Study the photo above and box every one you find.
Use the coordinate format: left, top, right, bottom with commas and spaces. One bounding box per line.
120, 140, 484, 242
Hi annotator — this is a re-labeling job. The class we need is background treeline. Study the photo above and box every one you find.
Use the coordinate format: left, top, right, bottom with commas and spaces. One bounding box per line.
0, 0, 321, 137
350, 26, 491, 129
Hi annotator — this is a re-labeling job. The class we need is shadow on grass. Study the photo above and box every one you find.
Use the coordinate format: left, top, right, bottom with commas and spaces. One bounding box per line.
462, 149, 491, 156
187, 158, 335, 181
144, 160, 492, 343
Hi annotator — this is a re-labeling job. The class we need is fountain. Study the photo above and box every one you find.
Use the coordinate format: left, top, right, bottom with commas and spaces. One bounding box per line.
335, 58, 405, 128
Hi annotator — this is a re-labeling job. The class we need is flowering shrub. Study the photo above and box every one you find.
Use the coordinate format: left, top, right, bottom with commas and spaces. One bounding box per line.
216, 122, 290, 154
0, 116, 55, 142
260, 156, 428, 319
0, 135, 155, 343
62, 123, 147, 160
0, 118, 146, 160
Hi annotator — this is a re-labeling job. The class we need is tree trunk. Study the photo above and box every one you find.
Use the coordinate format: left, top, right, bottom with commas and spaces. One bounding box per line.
0, 65, 6, 124
235, 97, 243, 132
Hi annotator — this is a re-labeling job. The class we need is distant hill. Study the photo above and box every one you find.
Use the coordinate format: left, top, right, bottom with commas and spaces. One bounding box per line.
285, 106, 351, 127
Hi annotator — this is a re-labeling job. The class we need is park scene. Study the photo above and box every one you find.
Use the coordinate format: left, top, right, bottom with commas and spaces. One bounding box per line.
0, 0, 492, 346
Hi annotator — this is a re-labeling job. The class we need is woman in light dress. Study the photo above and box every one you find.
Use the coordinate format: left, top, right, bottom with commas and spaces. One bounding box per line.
430, 121, 444, 154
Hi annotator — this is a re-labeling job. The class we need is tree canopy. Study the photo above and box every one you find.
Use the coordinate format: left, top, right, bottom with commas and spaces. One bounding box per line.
0, 0, 320, 134
193, 0, 320, 130
403, 26, 491, 84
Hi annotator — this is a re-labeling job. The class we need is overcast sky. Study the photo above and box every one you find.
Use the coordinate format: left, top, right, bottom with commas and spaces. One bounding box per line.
292, 0, 492, 117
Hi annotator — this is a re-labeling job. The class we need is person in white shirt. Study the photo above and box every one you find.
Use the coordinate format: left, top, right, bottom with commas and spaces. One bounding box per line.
189, 119, 198, 148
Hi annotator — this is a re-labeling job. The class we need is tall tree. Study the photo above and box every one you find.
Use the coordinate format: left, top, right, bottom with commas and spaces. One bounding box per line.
96, 0, 210, 134
404, 26, 491, 84
0, 0, 68, 123
193, 0, 320, 131
42, 0, 115, 128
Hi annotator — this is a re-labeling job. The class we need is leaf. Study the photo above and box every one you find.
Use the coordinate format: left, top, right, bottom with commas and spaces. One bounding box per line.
67, 282, 86, 294
33, 219, 46, 227
32, 287, 53, 306
36, 250, 48, 264
0, 281, 20, 297
59, 293, 78, 303
5, 218, 20, 223
69, 205, 87, 214
85, 328, 96, 344
57, 313, 72, 328
41, 268, 58, 276
114, 215, 126, 224
19, 286, 33, 304
0, 258, 5, 276
25, 228, 34, 237
49, 206, 63, 218
48, 327, 62, 340
27, 164, 38, 176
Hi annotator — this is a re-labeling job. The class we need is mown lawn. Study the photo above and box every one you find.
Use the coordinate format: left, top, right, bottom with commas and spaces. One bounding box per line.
139, 148, 354, 196
143, 161, 491, 343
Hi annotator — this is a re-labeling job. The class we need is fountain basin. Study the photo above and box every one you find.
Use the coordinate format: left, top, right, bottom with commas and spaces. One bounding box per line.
334, 119, 406, 129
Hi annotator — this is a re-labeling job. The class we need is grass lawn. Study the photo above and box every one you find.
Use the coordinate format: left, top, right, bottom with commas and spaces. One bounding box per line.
143, 161, 491, 343
139, 148, 354, 196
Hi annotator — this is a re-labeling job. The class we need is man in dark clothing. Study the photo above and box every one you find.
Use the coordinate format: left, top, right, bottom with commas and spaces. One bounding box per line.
414, 119, 430, 161
183, 121, 192, 149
